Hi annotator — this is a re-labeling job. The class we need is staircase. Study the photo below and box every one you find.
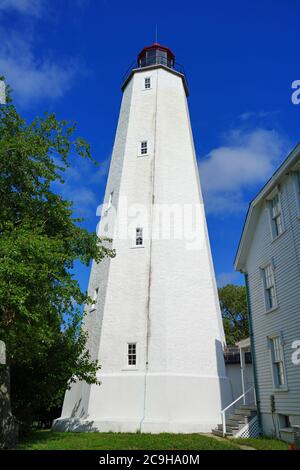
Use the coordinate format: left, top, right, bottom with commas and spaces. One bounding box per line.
212, 404, 257, 437
212, 386, 260, 438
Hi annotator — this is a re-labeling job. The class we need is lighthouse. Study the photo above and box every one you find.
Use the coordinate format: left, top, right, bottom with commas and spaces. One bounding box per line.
53, 43, 232, 433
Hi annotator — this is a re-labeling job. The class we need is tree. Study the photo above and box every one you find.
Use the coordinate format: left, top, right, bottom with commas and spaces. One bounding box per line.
218, 284, 249, 346
0, 79, 115, 427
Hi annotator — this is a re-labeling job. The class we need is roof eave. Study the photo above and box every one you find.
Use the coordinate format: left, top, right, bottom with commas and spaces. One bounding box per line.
234, 141, 300, 272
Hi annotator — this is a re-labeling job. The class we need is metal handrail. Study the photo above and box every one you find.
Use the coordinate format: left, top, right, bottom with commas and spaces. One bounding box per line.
122, 58, 186, 85
221, 386, 256, 436
223, 386, 254, 413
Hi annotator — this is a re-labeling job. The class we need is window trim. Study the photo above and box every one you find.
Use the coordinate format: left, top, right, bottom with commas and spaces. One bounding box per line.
103, 190, 114, 216
292, 169, 300, 218
260, 262, 278, 313
144, 76, 151, 90
133, 227, 144, 248
139, 140, 148, 157
90, 287, 99, 312
268, 333, 288, 392
266, 189, 285, 241
123, 342, 138, 370
131, 226, 145, 249
108, 190, 114, 209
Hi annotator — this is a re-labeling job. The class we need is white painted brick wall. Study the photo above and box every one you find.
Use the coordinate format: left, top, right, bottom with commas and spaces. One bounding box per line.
56, 65, 232, 433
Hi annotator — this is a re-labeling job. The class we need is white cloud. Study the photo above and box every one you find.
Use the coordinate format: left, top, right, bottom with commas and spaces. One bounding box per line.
239, 111, 273, 121
0, 1, 86, 107
199, 128, 288, 215
54, 156, 110, 219
0, 0, 42, 16
0, 33, 80, 107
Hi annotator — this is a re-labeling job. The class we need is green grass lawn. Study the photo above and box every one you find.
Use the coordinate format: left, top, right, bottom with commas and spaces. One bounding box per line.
19, 431, 239, 450
233, 437, 289, 450
17, 430, 289, 451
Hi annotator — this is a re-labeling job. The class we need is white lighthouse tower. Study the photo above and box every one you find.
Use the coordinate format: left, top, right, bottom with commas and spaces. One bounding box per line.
53, 43, 232, 433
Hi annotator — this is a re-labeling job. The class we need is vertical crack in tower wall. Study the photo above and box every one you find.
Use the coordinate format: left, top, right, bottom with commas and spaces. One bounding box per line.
140, 68, 159, 429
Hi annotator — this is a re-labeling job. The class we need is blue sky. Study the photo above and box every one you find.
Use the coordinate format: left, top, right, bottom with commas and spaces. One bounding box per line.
1, 0, 299, 291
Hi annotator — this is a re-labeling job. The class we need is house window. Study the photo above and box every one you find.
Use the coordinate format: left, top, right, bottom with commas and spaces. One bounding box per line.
295, 170, 300, 210
136, 227, 143, 246
144, 77, 151, 89
262, 264, 277, 311
91, 288, 98, 311
270, 336, 286, 388
279, 414, 291, 429
140, 141, 148, 155
296, 170, 300, 192
127, 343, 136, 366
270, 193, 283, 238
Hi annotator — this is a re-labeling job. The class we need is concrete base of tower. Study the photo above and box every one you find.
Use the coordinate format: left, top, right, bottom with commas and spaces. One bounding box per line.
141, 373, 232, 433
52, 417, 142, 433
52, 417, 220, 434
53, 373, 232, 434
139, 420, 221, 434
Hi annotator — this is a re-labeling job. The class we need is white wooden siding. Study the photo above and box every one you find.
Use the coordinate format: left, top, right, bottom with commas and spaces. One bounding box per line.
245, 172, 300, 415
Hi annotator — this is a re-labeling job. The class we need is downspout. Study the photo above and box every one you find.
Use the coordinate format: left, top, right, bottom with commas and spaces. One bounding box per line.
239, 345, 246, 405
244, 272, 262, 433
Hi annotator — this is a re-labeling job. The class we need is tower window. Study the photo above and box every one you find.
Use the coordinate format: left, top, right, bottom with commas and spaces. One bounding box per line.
91, 288, 98, 311
108, 191, 113, 208
144, 77, 151, 89
127, 343, 136, 366
136, 227, 143, 246
140, 141, 148, 155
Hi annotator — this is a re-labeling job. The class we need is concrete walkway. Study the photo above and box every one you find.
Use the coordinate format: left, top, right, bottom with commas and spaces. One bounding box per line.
202, 433, 256, 450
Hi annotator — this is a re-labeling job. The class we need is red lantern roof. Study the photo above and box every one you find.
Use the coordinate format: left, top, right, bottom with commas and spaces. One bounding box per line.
137, 43, 175, 61
121, 43, 189, 97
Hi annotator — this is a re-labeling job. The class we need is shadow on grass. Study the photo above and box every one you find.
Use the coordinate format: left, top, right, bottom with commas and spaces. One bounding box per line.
18, 430, 69, 449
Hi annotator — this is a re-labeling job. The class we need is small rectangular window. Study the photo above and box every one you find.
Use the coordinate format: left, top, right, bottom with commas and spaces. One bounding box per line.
91, 288, 98, 311
144, 77, 151, 89
269, 193, 283, 238
140, 141, 148, 155
279, 414, 291, 429
108, 191, 113, 208
127, 343, 136, 366
262, 264, 277, 311
136, 227, 143, 246
270, 336, 286, 387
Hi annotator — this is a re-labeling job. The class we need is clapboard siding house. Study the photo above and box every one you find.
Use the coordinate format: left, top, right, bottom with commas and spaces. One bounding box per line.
235, 142, 300, 442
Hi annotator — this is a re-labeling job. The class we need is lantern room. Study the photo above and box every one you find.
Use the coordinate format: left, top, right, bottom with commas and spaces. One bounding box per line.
137, 43, 175, 69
